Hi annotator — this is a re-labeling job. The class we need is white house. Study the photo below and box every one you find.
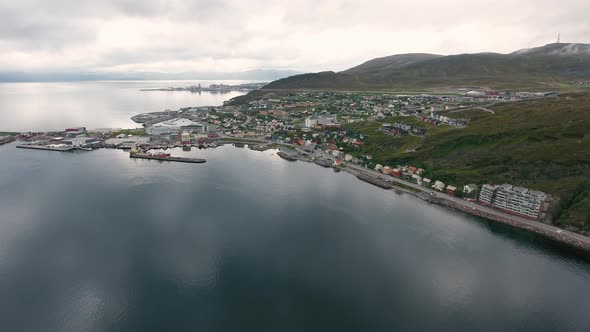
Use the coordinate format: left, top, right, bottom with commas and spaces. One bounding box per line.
433, 180, 445, 191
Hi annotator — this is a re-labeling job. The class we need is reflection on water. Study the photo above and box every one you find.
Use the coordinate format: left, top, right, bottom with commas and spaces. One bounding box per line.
0, 80, 247, 132
0, 145, 589, 332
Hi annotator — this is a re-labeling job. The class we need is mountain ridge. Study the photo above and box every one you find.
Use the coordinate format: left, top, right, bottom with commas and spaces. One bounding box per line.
264, 43, 590, 90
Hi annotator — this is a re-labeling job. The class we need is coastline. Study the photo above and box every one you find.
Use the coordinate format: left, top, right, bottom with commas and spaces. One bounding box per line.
233, 141, 590, 254
9, 136, 590, 254
336, 164, 590, 253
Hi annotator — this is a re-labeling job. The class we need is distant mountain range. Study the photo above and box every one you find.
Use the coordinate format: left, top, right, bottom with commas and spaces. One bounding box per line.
264, 43, 590, 90
0, 69, 303, 82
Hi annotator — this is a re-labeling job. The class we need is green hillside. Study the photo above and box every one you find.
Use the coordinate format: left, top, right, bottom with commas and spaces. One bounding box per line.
264, 43, 590, 91
344, 53, 443, 75
343, 93, 590, 234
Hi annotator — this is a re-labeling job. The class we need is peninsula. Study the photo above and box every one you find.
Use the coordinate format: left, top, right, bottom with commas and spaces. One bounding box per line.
140, 82, 267, 93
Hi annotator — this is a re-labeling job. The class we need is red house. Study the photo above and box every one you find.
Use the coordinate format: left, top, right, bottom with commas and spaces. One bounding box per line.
446, 185, 457, 196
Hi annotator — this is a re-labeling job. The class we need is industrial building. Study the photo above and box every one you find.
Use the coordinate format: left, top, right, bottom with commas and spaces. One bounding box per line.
305, 115, 338, 128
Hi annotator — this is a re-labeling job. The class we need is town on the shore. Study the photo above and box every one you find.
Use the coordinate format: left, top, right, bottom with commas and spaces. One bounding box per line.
5, 88, 589, 251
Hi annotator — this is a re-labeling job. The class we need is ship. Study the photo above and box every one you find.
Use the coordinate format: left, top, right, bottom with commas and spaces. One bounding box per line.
129, 147, 205, 163
129, 153, 205, 163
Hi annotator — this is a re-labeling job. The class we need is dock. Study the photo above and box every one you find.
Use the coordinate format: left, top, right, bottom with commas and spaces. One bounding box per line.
277, 151, 298, 161
314, 159, 332, 168
130, 154, 206, 163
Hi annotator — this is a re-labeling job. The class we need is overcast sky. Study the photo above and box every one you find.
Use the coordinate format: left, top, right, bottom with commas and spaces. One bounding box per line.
1, 0, 589, 74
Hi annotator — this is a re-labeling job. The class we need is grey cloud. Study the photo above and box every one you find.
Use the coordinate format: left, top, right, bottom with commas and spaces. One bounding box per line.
0, 0, 589, 73
0, 0, 230, 50
0, 11, 96, 50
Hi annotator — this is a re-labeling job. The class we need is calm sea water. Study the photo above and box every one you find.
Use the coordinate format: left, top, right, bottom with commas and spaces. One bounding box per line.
1, 82, 590, 331
0, 81, 247, 132
0, 144, 589, 332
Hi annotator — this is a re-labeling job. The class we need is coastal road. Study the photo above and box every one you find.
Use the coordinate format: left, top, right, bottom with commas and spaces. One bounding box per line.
343, 163, 590, 246
214, 141, 590, 248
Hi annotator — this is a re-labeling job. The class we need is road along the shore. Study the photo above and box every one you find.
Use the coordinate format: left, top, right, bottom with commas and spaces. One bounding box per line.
209, 139, 590, 253
342, 163, 590, 253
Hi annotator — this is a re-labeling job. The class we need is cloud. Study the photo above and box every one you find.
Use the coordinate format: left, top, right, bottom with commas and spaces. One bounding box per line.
0, 0, 589, 73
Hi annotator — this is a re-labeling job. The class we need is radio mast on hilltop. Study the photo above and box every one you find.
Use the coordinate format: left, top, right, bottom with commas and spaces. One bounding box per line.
557, 32, 561, 43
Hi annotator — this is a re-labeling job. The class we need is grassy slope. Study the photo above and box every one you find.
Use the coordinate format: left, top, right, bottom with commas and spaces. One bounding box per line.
345, 93, 590, 234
